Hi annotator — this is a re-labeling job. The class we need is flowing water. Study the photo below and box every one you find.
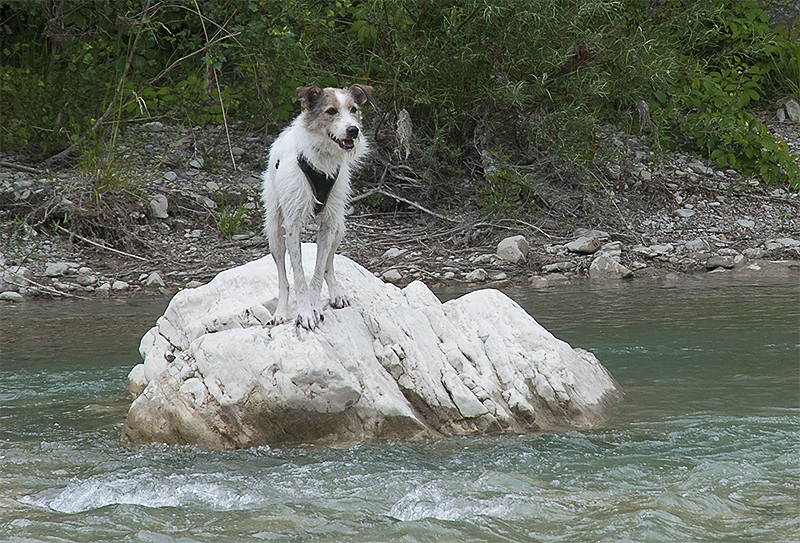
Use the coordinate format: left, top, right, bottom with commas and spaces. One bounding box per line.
1, 277, 798, 542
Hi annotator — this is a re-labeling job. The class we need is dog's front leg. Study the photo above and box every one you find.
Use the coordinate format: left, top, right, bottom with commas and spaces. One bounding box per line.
285, 223, 321, 329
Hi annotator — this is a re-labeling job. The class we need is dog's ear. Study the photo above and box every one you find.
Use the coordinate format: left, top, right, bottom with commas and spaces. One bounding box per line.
296, 86, 324, 110
349, 84, 375, 107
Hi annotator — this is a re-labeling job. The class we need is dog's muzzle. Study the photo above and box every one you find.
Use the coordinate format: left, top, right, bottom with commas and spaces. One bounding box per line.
329, 126, 359, 150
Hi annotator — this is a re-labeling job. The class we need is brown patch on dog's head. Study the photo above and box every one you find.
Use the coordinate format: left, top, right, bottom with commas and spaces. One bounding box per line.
348, 84, 375, 107
296, 86, 325, 110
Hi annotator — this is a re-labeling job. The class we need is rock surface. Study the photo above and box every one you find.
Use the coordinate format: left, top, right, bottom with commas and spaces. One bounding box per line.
123, 244, 622, 449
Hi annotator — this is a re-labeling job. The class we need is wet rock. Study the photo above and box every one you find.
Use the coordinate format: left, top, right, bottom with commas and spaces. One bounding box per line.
543, 262, 574, 273
122, 245, 623, 448
496, 235, 530, 264
75, 273, 96, 287
589, 255, 633, 280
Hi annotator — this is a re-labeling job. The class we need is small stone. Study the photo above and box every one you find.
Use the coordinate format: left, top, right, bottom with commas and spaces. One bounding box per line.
496, 235, 530, 264
736, 219, 755, 228
543, 262, 573, 273
382, 248, 407, 260
0, 291, 24, 302
189, 158, 204, 169
112, 280, 130, 292
685, 238, 710, 252
785, 98, 800, 123
598, 241, 623, 259
565, 236, 600, 255
705, 255, 736, 270
143, 121, 164, 132
589, 255, 633, 280
674, 208, 695, 218
639, 170, 652, 181
75, 274, 96, 287
465, 268, 488, 282
649, 244, 674, 256
529, 276, 549, 288
164, 171, 178, 182
489, 272, 508, 281
96, 282, 111, 297
382, 269, 403, 284
149, 194, 169, 219
44, 262, 79, 277
146, 272, 165, 288
231, 146, 246, 156
442, 271, 456, 280
206, 181, 220, 192
185, 280, 204, 289
776, 108, 786, 122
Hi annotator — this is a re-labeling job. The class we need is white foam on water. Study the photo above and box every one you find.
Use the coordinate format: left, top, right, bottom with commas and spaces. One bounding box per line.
20, 468, 264, 513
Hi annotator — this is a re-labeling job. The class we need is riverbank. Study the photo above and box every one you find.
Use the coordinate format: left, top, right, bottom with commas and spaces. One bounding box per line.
1, 116, 799, 302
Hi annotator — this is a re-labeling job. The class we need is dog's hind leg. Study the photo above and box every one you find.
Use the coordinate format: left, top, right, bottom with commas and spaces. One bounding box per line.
323, 228, 349, 309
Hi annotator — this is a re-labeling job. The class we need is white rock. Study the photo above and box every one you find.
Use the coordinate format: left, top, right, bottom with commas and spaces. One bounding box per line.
122, 245, 622, 448
496, 235, 530, 264
674, 208, 695, 218
737, 219, 755, 228
0, 265, 32, 291
44, 262, 78, 277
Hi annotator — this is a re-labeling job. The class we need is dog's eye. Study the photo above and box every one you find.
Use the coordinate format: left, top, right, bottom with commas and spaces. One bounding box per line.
326, 107, 338, 115
350, 106, 358, 114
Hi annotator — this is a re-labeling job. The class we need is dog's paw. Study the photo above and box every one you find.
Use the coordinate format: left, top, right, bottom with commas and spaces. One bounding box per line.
330, 294, 350, 309
296, 309, 324, 330
268, 314, 287, 326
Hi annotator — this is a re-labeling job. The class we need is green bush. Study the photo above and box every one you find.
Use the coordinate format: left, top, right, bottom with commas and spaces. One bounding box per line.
1, 0, 798, 193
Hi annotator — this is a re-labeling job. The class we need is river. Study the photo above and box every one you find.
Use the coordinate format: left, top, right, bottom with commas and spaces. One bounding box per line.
1, 277, 798, 542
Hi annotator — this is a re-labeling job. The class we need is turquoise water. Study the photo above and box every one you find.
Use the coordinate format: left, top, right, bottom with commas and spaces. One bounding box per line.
1, 278, 798, 542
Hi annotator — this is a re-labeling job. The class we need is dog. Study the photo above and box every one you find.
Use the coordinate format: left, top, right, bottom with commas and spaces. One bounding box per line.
261, 84, 373, 329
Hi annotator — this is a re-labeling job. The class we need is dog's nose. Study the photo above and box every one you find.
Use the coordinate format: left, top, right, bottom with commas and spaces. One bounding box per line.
346, 126, 359, 139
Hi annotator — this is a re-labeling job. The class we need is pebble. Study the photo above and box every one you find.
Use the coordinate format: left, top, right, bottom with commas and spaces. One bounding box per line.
465, 268, 488, 282
565, 236, 600, 254
112, 280, 130, 292
737, 219, 755, 228
674, 208, 695, 218
146, 272, 165, 288
0, 291, 24, 302
496, 235, 529, 264
382, 247, 407, 260
382, 269, 403, 284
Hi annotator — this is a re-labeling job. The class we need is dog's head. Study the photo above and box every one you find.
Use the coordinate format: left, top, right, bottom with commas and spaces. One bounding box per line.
297, 85, 374, 152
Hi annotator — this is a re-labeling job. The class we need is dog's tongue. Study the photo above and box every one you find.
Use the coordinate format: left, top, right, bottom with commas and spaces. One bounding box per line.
340, 139, 355, 150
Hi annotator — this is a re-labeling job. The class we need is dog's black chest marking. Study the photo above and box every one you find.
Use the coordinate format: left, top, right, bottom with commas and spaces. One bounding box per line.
297, 154, 339, 214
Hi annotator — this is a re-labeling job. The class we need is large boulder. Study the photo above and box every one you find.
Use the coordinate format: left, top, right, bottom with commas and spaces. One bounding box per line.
123, 244, 622, 449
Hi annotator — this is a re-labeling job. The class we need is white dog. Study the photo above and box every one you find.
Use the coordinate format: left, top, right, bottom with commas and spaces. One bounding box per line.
261, 84, 373, 329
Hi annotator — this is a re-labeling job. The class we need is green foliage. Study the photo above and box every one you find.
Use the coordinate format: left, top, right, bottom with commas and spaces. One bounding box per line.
216, 194, 249, 240
1, 0, 798, 197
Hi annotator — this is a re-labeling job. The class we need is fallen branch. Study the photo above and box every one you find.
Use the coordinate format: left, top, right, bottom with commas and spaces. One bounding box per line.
351, 188, 455, 222
7, 275, 87, 299
54, 224, 148, 262
0, 161, 45, 174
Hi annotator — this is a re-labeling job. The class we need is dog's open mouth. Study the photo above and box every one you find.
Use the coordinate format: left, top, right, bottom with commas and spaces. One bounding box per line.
328, 132, 356, 150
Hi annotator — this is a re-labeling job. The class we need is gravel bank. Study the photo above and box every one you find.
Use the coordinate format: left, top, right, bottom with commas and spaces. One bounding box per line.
1, 117, 798, 302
